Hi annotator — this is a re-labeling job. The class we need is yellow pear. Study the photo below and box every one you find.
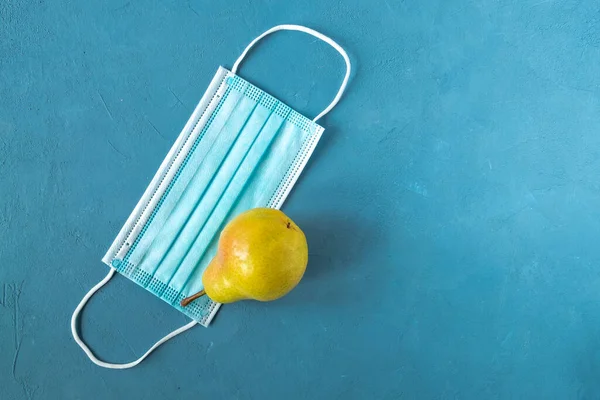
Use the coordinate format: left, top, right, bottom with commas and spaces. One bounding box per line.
181, 208, 308, 305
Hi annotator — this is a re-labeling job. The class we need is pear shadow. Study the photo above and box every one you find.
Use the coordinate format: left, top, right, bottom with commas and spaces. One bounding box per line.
230, 213, 379, 315
250, 212, 381, 311
300, 213, 378, 280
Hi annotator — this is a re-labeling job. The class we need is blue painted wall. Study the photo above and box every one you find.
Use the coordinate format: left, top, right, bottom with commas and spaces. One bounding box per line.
2, 0, 600, 398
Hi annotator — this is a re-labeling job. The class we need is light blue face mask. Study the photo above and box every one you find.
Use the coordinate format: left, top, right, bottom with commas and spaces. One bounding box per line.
70, 25, 351, 369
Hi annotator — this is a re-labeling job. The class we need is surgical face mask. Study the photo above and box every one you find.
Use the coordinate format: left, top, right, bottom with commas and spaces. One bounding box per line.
70, 24, 351, 369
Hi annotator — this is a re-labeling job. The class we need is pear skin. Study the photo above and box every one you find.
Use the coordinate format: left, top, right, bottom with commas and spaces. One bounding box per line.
181, 208, 308, 305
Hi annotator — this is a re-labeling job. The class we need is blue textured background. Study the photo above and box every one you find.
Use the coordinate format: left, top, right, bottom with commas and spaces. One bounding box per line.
2, 0, 600, 399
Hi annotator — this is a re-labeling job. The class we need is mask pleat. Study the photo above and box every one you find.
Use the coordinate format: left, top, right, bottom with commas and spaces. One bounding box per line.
138, 95, 262, 291
182, 121, 311, 296
149, 97, 279, 296
161, 108, 293, 298
125, 87, 244, 267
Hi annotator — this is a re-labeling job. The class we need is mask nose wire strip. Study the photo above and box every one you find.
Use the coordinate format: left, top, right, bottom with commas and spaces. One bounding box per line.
70, 268, 199, 369
231, 24, 351, 123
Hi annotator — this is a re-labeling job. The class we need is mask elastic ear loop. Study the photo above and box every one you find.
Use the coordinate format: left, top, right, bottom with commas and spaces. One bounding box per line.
70, 268, 198, 369
231, 24, 352, 123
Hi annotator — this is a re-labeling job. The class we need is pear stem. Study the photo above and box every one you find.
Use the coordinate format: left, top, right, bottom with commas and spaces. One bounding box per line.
180, 289, 206, 307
